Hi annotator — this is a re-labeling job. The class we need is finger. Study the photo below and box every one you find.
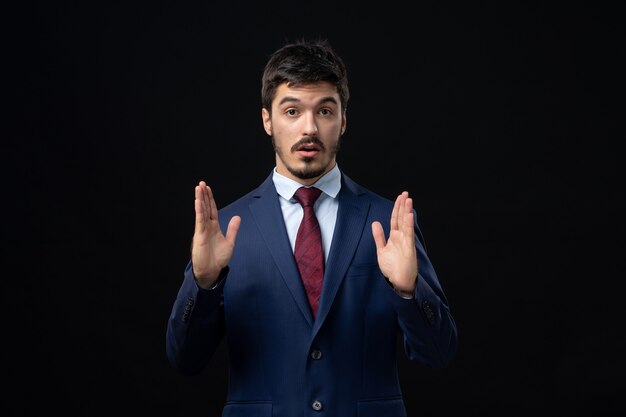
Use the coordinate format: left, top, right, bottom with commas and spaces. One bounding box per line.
403, 197, 415, 235
194, 185, 207, 234
197, 181, 209, 219
206, 185, 219, 222
371, 221, 386, 252
394, 191, 408, 232
198, 181, 210, 215
390, 194, 401, 231
398, 191, 408, 229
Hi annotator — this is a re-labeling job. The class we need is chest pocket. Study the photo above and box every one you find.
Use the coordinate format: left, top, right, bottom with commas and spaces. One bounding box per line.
346, 263, 381, 277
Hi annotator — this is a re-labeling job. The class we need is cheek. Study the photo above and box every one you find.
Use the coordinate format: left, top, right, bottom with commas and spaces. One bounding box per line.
272, 122, 299, 144
272, 131, 291, 152
276, 120, 298, 134
321, 124, 342, 141
322, 119, 342, 133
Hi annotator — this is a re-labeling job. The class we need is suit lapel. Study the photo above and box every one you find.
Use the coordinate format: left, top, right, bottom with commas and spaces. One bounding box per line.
313, 174, 370, 336
249, 174, 314, 328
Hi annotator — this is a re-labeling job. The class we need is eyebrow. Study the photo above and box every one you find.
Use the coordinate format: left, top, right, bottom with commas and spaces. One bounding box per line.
277, 96, 338, 106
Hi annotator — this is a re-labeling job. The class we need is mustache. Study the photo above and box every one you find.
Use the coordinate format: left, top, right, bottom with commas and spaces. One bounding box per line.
291, 136, 325, 153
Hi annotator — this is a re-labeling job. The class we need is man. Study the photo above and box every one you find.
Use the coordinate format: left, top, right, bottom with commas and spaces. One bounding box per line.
166, 39, 457, 417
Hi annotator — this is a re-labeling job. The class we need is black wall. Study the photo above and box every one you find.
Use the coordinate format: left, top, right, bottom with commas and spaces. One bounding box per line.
5, 1, 624, 416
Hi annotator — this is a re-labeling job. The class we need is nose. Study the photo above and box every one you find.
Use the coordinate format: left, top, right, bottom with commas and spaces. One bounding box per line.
302, 112, 319, 136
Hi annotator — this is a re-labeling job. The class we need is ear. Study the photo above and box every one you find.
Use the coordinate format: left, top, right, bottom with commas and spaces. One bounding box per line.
341, 110, 347, 135
262, 108, 272, 136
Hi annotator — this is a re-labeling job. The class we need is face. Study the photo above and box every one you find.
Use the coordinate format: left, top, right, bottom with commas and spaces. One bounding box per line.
262, 82, 346, 185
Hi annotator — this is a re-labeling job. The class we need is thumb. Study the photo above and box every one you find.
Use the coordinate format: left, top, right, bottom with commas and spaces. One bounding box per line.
371, 221, 386, 252
225, 216, 241, 245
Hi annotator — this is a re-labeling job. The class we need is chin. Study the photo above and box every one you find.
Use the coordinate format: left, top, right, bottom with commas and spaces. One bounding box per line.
288, 162, 327, 181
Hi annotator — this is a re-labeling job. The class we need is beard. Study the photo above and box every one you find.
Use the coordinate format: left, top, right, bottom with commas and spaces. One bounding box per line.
273, 135, 342, 180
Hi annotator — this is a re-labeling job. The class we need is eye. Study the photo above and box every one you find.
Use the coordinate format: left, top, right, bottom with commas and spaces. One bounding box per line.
319, 108, 333, 116
285, 108, 298, 116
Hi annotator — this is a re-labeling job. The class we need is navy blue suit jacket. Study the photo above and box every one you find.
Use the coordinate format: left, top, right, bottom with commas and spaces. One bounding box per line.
166, 171, 457, 417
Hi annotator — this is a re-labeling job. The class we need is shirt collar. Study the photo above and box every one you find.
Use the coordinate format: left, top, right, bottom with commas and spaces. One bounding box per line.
272, 163, 342, 201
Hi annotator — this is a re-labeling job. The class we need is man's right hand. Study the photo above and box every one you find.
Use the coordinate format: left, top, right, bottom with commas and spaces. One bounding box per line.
191, 181, 241, 289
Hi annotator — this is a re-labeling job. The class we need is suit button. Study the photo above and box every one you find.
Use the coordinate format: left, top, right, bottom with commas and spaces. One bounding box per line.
422, 301, 435, 323
312, 400, 323, 411
311, 349, 322, 360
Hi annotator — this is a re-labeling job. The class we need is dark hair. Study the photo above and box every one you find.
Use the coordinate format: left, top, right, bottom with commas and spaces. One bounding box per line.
261, 39, 349, 113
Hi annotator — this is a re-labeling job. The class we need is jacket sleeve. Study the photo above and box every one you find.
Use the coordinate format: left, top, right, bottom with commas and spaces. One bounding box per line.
386, 217, 458, 369
165, 260, 228, 375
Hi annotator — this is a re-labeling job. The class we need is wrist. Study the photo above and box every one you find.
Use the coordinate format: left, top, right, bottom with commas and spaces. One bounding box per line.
394, 288, 414, 298
193, 266, 230, 290
192, 266, 220, 289
384, 276, 416, 299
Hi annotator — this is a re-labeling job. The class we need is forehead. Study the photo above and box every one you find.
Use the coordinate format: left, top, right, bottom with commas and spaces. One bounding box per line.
272, 82, 340, 107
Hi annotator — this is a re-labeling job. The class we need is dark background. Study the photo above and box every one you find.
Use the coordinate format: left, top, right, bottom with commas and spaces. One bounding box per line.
4, 1, 624, 416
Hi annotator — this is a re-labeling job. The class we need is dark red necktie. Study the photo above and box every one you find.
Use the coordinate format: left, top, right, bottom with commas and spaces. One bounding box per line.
293, 186, 324, 319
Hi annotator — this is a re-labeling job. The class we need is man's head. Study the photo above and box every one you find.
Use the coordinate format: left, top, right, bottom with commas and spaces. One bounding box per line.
261, 39, 350, 185
261, 39, 350, 113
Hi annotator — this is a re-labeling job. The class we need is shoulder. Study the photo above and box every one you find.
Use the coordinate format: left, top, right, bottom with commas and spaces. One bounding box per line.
341, 171, 395, 209
217, 173, 275, 216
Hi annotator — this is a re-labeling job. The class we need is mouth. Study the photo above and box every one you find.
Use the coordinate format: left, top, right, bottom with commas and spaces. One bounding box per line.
292, 137, 324, 158
296, 143, 321, 158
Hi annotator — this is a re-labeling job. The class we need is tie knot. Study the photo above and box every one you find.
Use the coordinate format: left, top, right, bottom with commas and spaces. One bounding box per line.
294, 186, 322, 208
